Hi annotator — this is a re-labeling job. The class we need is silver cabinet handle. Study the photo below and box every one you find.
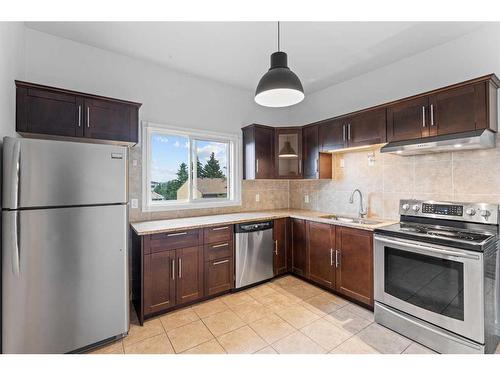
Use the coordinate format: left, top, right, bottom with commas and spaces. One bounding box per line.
430, 104, 434, 126
348, 124, 351, 140
256, 159, 259, 174
87, 107, 90, 128
299, 159, 302, 174
330, 248, 333, 266
342, 124, 346, 141
212, 226, 228, 231
335, 250, 340, 268
422, 106, 426, 127
315, 158, 319, 173
212, 242, 229, 248
167, 232, 187, 237
77, 105, 81, 127
275, 240, 278, 255
213, 259, 229, 266
171, 258, 175, 280
178, 258, 182, 278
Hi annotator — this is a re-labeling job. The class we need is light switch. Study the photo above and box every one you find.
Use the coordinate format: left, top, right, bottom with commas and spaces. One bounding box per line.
255, 193, 260, 202
131, 199, 138, 209
132, 159, 138, 167
304, 194, 310, 203
340, 158, 345, 168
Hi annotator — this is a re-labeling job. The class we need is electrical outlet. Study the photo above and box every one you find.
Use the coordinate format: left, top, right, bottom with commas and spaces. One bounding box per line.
367, 152, 375, 166
255, 193, 260, 202
131, 198, 138, 209
304, 194, 310, 203
340, 158, 345, 168
132, 159, 138, 167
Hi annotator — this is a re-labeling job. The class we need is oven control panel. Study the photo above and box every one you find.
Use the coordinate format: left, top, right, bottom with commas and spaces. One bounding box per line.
399, 199, 499, 224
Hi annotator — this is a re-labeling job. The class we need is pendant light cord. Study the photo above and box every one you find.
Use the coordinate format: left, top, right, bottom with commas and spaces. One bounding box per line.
277, 21, 280, 52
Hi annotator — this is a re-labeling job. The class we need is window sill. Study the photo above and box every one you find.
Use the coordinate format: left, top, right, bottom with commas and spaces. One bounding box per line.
143, 199, 242, 212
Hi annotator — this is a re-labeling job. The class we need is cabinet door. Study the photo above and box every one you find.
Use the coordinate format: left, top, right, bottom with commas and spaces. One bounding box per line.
273, 218, 288, 276
16, 87, 84, 137
429, 83, 486, 136
144, 251, 176, 314
255, 126, 275, 179
206, 257, 234, 296
318, 119, 345, 151
84, 98, 138, 143
302, 125, 319, 179
275, 128, 302, 178
291, 219, 307, 277
346, 108, 387, 148
307, 222, 335, 289
176, 246, 205, 305
335, 227, 373, 307
387, 96, 429, 142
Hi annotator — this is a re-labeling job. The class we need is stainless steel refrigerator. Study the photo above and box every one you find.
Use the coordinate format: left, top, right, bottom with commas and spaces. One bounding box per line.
1, 137, 129, 353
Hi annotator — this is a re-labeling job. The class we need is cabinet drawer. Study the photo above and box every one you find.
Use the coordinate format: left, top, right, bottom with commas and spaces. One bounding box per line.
146, 229, 201, 254
204, 225, 233, 244
205, 257, 234, 296
204, 241, 233, 261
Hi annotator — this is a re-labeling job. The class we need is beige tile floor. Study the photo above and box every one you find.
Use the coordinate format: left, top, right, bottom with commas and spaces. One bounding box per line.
89, 275, 500, 355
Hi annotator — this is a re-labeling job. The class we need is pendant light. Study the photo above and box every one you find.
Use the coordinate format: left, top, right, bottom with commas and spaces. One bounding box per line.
279, 137, 298, 158
255, 22, 304, 108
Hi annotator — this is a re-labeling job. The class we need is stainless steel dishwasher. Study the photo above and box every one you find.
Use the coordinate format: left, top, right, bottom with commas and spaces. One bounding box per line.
234, 221, 274, 288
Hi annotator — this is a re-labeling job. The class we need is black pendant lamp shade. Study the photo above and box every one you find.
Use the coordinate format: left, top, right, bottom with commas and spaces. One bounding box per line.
279, 139, 298, 158
255, 23, 304, 108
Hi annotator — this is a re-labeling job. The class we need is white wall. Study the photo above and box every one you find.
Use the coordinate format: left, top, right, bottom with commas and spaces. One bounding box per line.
0, 22, 25, 141
23, 28, 290, 137
286, 23, 500, 125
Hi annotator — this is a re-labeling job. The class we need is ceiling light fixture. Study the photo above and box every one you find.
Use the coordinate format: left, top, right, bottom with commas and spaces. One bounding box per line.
255, 22, 304, 108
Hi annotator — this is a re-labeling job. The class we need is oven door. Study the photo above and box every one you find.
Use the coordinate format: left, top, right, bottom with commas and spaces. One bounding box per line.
374, 234, 484, 343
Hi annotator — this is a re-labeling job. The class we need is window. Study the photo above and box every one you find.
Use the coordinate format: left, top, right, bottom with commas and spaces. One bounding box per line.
143, 122, 241, 211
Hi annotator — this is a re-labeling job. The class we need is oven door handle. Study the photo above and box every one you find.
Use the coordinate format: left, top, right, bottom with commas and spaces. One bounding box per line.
374, 235, 481, 260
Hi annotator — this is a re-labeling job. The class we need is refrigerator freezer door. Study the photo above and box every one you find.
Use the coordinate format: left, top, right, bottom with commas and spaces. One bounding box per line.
2, 137, 127, 209
2, 205, 128, 353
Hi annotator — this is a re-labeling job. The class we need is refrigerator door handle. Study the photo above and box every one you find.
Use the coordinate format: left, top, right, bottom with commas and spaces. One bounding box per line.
11, 140, 21, 208
10, 211, 20, 277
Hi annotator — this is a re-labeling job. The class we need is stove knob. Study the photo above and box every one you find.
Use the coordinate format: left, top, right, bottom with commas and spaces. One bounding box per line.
480, 210, 491, 218
465, 208, 476, 216
402, 203, 410, 211
412, 204, 420, 212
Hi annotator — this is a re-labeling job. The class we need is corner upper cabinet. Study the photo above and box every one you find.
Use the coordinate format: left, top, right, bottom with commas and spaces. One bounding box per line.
16, 81, 141, 145
242, 124, 275, 179
275, 128, 302, 178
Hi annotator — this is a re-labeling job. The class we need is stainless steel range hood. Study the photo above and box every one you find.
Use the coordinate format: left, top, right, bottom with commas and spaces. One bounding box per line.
380, 129, 496, 156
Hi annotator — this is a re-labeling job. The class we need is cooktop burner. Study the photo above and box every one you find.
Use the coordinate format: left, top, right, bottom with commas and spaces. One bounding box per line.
398, 224, 491, 243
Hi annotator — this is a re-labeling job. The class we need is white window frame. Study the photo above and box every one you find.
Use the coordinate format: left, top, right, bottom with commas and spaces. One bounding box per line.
142, 121, 241, 212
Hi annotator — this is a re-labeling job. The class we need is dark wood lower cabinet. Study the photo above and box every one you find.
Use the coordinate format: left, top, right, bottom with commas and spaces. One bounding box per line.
205, 257, 234, 296
307, 222, 335, 289
291, 219, 307, 277
144, 251, 176, 315
176, 246, 204, 305
273, 218, 289, 275
335, 226, 374, 307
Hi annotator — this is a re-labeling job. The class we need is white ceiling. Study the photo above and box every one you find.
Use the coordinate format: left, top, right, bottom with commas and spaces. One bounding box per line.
25, 22, 487, 94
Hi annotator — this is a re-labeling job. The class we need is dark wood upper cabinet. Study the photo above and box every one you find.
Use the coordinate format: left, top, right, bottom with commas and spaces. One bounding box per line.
16, 81, 141, 145
273, 218, 289, 276
318, 119, 345, 152
387, 96, 430, 142
275, 128, 302, 178
291, 218, 307, 277
429, 82, 487, 136
345, 107, 387, 147
302, 125, 319, 179
307, 222, 335, 289
175, 246, 205, 305
242, 124, 275, 179
335, 226, 373, 307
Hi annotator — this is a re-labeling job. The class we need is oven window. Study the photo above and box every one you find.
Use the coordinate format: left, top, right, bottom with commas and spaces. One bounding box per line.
384, 247, 464, 321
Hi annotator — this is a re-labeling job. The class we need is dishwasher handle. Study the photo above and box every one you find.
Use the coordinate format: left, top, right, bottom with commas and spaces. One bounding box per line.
234, 221, 273, 233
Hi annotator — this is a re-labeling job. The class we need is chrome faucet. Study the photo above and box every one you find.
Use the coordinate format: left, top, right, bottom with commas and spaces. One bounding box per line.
349, 189, 367, 218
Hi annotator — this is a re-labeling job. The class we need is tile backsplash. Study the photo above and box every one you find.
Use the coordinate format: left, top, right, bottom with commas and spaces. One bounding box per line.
129, 138, 500, 222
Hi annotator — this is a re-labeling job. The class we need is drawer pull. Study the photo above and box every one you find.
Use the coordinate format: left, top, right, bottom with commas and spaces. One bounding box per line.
212, 226, 229, 231
212, 242, 229, 249
178, 258, 182, 278
213, 259, 229, 266
167, 232, 188, 237
171, 259, 175, 280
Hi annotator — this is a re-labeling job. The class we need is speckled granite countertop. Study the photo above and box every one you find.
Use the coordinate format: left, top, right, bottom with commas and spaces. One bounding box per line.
130, 209, 397, 236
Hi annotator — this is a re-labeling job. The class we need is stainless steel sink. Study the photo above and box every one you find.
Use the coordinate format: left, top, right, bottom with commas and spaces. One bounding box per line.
320, 214, 382, 226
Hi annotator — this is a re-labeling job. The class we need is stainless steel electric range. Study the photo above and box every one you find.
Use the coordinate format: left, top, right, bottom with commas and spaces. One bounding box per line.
374, 199, 500, 354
